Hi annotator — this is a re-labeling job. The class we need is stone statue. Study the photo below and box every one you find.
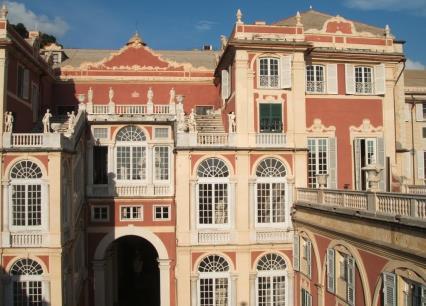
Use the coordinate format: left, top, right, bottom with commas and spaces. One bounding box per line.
88, 87, 93, 103
236, 9, 243, 24
108, 87, 114, 103
228, 111, 236, 133
169, 87, 176, 104
42, 109, 52, 133
147, 87, 154, 103
187, 108, 197, 133
177, 110, 186, 132
4, 111, 13, 132
220, 35, 228, 51
67, 111, 76, 133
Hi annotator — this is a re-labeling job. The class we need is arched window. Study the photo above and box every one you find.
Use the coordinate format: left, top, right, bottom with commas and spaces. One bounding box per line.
256, 253, 287, 306
197, 158, 230, 227
9, 161, 44, 229
10, 258, 45, 305
255, 158, 287, 226
198, 255, 230, 306
115, 126, 147, 181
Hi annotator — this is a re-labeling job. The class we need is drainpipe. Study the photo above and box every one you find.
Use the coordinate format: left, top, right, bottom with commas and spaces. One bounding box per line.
410, 96, 416, 183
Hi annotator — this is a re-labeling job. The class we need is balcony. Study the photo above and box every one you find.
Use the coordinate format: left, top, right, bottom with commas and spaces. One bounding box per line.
198, 231, 231, 244
254, 133, 286, 147
10, 232, 44, 247
255, 229, 292, 243
87, 184, 173, 198
296, 188, 426, 220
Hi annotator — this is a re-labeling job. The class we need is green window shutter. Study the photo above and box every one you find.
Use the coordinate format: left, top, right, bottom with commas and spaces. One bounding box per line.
421, 285, 426, 306
259, 104, 270, 132
293, 233, 300, 271
347, 256, 355, 306
306, 240, 312, 278
327, 248, 335, 293
383, 272, 396, 306
270, 103, 282, 132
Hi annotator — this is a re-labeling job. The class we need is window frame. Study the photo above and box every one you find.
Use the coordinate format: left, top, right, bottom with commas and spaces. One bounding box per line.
153, 204, 171, 221
153, 146, 170, 183
258, 57, 280, 89
354, 66, 373, 94
91, 205, 110, 222
307, 138, 329, 188
306, 64, 326, 94
119, 205, 143, 221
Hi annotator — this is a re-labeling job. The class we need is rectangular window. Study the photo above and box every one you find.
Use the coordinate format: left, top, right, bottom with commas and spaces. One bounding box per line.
256, 182, 286, 224
308, 138, 328, 188
116, 146, 146, 180
198, 183, 228, 225
91, 206, 109, 222
12, 184, 41, 227
154, 127, 169, 139
259, 103, 282, 133
93, 146, 108, 184
120, 205, 143, 221
153, 205, 171, 221
93, 128, 108, 140
259, 58, 279, 88
301, 288, 312, 306
154, 146, 169, 181
355, 138, 377, 190
306, 65, 325, 93
355, 66, 373, 94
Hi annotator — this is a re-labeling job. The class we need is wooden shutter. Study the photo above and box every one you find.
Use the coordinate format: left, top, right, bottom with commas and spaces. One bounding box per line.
259, 104, 270, 132
374, 64, 386, 95
416, 103, 425, 121
347, 256, 355, 306
271, 103, 283, 132
327, 248, 335, 293
327, 64, 338, 94
383, 272, 396, 306
293, 234, 300, 271
306, 240, 312, 278
221, 69, 229, 100
345, 64, 355, 94
421, 285, 426, 306
354, 139, 362, 190
417, 150, 425, 180
377, 137, 386, 191
280, 55, 292, 89
23, 69, 30, 99
307, 292, 312, 306
328, 137, 337, 189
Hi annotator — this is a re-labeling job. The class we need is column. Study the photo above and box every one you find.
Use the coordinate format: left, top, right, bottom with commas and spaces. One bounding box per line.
316, 283, 324, 306
2, 180, 10, 247
286, 175, 295, 229
190, 273, 198, 306
231, 273, 238, 306
158, 259, 171, 306
248, 178, 256, 230
249, 272, 256, 306
42, 278, 51, 304
287, 271, 294, 306
93, 260, 106, 306
229, 179, 237, 231
190, 179, 197, 243
147, 145, 154, 194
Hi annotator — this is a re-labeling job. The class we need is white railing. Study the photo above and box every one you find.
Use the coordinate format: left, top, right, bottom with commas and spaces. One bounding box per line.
87, 184, 172, 197
256, 230, 292, 242
198, 231, 230, 244
406, 185, 426, 195
154, 185, 171, 196
11, 133, 44, 147
115, 185, 148, 197
296, 188, 426, 220
197, 133, 228, 146
10, 232, 43, 247
306, 81, 325, 93
115, 105, 147, 115
92, 105, 109, 114
154, 105, 170, 114
255, 133, 286, 147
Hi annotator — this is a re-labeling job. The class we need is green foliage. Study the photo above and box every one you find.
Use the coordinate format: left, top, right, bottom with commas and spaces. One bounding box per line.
11, 22, 60, 48
12, 23, 28, 38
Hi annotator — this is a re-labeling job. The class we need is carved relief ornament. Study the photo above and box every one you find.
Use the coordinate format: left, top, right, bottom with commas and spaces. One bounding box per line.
349, 119, 383, 133
306, 119, 336, 134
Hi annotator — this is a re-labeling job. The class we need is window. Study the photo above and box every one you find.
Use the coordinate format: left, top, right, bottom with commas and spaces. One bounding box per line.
301, 288, 312, 306
197, 158, 230, 227
422, 128, 426, 139
259, 104, 282, 133
383, 272, 426, 306
259, 58, 279, 88
91, 206, 109, 222
115, 126, 147, 181
93, 146, 108, 184
10, 258, 45, 306
255, 158, 287, 226
120, 205, 143, 221
293, 234, 312, 278
198, 255, 230, 306
93, 128, 108, 140
308, 138, 328, 188
154, 127, 169, 139
327, 248, 355, 305
10, 160, 44, 229
17, 65, 30, 99
154, 146, 169, 181
354, 138, 384, 190
355, 66, 373, 94
153, 205, 170, 221
256, 253, 287, 306
306, 65, 325, 93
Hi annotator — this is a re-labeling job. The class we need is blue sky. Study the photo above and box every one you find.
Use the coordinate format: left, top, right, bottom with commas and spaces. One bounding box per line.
7, 0, 426, 69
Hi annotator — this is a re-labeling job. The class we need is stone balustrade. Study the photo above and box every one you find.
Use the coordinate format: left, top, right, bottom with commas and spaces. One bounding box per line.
87, 184, 172, 198
198, 231, 231, 244
10, 232, 43, 247
406, 185, 426, 195
87, 102, 175, 115
254, 133, 286, 147
296, 188, 426, 220
255, 229, 292, 243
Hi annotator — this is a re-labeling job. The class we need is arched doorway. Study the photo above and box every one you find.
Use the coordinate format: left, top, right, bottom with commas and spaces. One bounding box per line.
93, 228, 170, 306
106, 236, 160, 306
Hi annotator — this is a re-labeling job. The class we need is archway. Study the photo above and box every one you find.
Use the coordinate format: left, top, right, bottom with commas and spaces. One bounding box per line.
93, 228, 170, 306
106, 236, 160, 306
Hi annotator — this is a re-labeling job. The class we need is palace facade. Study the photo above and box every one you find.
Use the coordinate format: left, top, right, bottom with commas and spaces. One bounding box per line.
0, 5, 424, 306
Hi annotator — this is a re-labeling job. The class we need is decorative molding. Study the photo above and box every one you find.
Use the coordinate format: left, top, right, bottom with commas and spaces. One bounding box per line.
306, 118, 336, 133
131, 91, 140, 98
349, 119, 382, 133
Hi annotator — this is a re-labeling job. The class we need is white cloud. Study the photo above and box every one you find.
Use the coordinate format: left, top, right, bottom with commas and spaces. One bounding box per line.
195, 20, 216, 31
406, 59, 426, 70
6, 1, 69, 36
344, 0, 426, 15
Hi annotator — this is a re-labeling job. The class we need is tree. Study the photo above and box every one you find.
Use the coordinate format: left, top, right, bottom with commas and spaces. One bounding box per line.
11, 22, 60, 48
12, 23, 28, 38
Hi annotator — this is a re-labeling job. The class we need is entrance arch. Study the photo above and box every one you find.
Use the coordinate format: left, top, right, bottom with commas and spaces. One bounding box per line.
93, 227, 170, 306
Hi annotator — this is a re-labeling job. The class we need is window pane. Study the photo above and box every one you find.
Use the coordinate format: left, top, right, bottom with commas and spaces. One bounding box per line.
258, 276, 271, 306
215, 278, 228, 306
155, 147, 169, 180
272, 183, 285, 223
27, 185, 42, 226
117, 146, 130, 180
257, 183, 271, 223
12, 185, 26, 226
199, 184, 213, 224
214, 183, 228, 224
200, 278, 214, 306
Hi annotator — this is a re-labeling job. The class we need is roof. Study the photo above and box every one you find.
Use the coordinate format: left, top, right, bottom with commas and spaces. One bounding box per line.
274, 9, 386, 37
58, 48, 220, 70
405, 69, 426, 87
